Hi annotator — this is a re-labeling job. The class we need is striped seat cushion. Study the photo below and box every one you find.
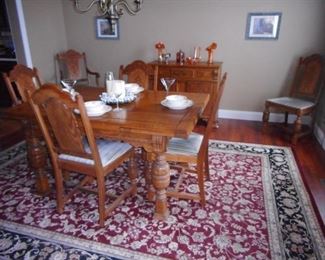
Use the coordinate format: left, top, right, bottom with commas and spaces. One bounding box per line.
167, 132, 203, 156
58, 139, 131, 167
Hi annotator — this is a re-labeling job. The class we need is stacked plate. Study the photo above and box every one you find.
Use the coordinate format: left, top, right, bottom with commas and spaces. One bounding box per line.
100, 92, 137, 105
161, 95, 193, 110
83, 101, 112, 117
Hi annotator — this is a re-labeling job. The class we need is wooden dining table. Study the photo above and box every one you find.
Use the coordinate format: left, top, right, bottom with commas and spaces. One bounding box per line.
0, 86, 209, 220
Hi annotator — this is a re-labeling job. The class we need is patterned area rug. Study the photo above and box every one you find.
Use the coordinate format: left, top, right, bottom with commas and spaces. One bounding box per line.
0, 141, 324, 259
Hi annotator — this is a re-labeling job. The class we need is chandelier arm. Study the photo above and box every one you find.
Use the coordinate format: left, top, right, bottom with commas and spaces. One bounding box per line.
115, 0, 142, 16
74, 0, 102, 13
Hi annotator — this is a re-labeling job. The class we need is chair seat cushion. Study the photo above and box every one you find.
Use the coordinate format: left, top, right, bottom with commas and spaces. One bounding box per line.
167, 132, 203, 156
58, 139, 131, 166
267, 97, 314, 109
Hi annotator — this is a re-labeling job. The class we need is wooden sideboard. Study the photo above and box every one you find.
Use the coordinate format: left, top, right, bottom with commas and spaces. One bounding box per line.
148, 61, 222, 119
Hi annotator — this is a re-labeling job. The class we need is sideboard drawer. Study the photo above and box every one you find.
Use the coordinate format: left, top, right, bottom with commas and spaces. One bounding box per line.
195, 69, 219, 80
171, 68, 194, 79
158, 67, 170, 77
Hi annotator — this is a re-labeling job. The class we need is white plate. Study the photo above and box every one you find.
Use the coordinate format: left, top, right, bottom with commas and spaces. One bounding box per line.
161, 99, 193, 110
75, 105, 112, 117
125, 83, 144, 95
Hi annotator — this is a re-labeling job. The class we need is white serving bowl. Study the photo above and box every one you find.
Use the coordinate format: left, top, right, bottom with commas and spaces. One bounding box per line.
84, 101, 106, 113
165, 95, 188, 107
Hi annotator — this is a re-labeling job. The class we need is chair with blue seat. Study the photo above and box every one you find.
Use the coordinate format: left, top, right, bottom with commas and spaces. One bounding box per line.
145, 73, 227, 205
262, 54, 323, 144
27, 83, 137, 227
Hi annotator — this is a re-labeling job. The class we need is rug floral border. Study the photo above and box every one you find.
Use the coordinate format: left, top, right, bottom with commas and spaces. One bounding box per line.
210, 141, 325, 259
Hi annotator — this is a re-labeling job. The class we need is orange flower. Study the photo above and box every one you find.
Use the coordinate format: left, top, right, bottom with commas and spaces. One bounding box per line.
206, 42, 217, 50
155, 42, 165, 50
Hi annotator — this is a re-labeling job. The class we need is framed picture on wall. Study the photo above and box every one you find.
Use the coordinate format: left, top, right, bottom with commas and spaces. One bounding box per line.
96, 18, 119, 39
245, 12, 281, 40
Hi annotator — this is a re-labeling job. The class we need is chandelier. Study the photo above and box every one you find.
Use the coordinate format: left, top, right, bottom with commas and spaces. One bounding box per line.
73, 0, 143, 23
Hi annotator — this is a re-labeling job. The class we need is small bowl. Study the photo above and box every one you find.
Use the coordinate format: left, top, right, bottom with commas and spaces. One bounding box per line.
165, 95, 188, 106
84, 101, 106, 112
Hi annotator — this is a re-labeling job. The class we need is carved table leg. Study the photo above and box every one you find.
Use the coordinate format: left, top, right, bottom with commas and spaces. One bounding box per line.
152, 152, 170, 220
23, 120, 50, 195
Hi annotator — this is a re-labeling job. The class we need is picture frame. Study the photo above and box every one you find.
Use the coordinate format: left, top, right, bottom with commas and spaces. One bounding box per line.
245, 12, 281, 40
96, 18, 119, 39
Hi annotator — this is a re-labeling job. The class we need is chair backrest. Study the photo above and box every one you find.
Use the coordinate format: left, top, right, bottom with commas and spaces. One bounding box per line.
57, 49, 89, 84
119, 60, 150, 89
290, 54, 323, 102
28, 83, 102, 167
199, 72, 227, 157
2, 64, 42, 106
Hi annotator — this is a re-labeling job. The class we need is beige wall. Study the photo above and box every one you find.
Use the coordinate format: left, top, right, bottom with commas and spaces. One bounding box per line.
61, 0, 325, 112
22, 0, 67, 82
19, 0, 325, 123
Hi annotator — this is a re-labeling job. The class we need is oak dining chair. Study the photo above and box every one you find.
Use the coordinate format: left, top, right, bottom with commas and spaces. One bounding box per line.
262, 54, 323, 144
119, 60, 157, 90
27, 83, 137, 227
146, 73, 227, 206
2, 64, 42, 106
56, 49, 100, 86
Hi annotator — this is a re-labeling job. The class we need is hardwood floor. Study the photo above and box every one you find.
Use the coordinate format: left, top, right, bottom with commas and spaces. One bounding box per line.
0, 119, 24, 151
198, 118, 325, 229
0, 118, 324, 229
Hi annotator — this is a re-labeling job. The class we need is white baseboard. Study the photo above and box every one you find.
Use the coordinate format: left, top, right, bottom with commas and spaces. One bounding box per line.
218, 109, 323, 150
218, 109, 311, 123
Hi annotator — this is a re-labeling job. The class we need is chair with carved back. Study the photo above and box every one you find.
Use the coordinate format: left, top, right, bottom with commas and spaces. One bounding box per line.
146, 73, 227, 205
119, 60, 157, 90
27, 83, 137, 227
56, 49, 100, 86
2, 64, 42, 106
262, 54, 323, 144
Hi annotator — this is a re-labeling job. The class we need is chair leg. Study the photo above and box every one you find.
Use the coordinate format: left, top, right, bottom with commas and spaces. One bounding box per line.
205, 147, 210, 180
284, 112, 289, 125
97, 175, 106, 227
54, 166, 65, 213
262, 104, 270, 124
128, 152, 137, 196
292, 115, 302, 144
197, 161, 206, 206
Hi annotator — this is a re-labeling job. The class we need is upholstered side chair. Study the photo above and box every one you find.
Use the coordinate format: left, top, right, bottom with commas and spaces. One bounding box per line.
28, 84, 137, 227
262, 54, 323, 144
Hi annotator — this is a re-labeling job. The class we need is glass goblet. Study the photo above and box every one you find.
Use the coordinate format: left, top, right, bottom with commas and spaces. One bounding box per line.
160, 77, 176, 97
61, 79, 77, 94
111, 83, 124, 111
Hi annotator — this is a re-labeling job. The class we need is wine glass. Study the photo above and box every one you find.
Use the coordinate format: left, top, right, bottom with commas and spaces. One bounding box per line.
111, 81, 125, 111
160, 77, 176, 97
61, 79, 77, 94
